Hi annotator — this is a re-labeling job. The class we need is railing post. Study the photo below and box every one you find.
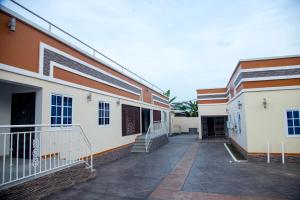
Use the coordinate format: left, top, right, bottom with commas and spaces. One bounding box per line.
281, 142, 285, 164
267, 141, 270, 163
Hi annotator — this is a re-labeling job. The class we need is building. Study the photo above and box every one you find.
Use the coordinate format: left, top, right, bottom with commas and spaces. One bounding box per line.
197, 55, 300, 162
0, 4, 170, 188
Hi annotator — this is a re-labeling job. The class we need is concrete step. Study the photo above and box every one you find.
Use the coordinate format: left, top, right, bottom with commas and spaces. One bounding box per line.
131, 149, 147, 153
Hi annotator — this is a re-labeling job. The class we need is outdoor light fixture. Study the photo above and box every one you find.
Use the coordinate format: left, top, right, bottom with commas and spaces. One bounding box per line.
226, 108, 229, 113
87, 93, 92, 102
263, 98, 267, 109
238, 101, 242, 110
116, 99, 121, 105
8, 17, 16, 31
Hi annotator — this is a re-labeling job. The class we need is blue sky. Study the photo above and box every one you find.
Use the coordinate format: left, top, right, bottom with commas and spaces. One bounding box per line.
2, 0, 300, 101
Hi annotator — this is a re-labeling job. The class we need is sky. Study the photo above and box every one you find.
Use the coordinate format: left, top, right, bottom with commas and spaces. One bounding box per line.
2, 0, 300, 101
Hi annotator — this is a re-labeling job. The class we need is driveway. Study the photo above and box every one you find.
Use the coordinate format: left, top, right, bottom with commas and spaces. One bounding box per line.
45, 135, 300, 200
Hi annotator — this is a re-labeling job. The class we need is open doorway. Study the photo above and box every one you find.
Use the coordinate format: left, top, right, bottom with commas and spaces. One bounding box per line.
201, 116, 227, 139
141, 108, 150, 134
11, 92, 36, 159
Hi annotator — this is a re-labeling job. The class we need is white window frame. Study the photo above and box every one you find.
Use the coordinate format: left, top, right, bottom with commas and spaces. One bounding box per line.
285, 109, 300, 137
50, 93, 73, 126
98, 101, 110, 127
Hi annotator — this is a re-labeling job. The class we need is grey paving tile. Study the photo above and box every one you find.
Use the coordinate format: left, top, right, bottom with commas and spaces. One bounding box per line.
183, 142, 300, 200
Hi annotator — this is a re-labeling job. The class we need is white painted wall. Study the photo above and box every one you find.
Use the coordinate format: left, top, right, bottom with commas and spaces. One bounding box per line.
197, 103, 227, 139
227, 94, 248, 151
171, 116, 198, 133
0, 70, 170, 156
244, 89, 300, 154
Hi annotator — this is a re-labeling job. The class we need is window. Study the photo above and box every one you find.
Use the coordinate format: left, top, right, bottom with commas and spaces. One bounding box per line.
51, 94, 72, 125
286, 110, 300, 136
153, 110, 161, 122
99, 102, 110, 126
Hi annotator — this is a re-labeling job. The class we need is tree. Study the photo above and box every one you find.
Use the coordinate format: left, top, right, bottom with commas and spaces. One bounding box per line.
164, 89, 177, 104
172, 100, 198, 117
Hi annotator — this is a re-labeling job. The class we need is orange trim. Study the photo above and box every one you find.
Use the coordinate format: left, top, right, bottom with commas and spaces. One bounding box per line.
241, 79, 300, 90
240, 57, 300, 69
81, 142, 134, 160
54, 67, 140, 100
197, 88, 227, 94
197, 99, 228, 104
42, 152, 59, 159
153, 101, 170, 109
0, 11, 167, 105
248, 152, 300, 156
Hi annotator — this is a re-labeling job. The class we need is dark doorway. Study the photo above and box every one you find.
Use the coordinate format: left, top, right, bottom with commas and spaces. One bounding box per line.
201, 116, 227, 139
207, 117, 215, 136
11, 92, 36, 159
141, 108, 150, 133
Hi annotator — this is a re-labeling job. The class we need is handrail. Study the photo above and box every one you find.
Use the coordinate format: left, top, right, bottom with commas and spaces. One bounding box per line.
0, 124, 93, 186
6, 0, 167, 96
145, 121, 168, 152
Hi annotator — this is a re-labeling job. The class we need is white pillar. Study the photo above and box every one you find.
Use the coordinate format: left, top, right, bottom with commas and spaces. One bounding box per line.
281, 142, 285, 164
198, 116, 202, 140
267, 141, 270, 163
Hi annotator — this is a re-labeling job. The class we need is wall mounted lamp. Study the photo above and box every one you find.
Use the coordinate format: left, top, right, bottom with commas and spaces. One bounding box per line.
87, 93, 92, 102
238, 101, 242, 110
8, 17, 16, 32
116, 98, 121, 106
263, 98, 267, 109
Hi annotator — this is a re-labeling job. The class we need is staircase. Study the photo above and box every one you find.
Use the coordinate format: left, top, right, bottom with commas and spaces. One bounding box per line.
131, 135, 150, 153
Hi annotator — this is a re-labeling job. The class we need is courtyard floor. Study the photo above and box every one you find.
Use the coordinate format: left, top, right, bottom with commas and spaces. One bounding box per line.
45, 135, 300, 200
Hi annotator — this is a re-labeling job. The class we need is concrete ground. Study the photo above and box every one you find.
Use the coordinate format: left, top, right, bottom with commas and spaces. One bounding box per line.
45, 135, 300, 200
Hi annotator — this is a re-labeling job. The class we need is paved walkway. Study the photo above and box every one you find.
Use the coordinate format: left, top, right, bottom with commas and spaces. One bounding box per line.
45, 135, 300, 200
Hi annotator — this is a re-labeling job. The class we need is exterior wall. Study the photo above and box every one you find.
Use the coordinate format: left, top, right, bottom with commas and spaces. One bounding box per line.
244, 89, 300, 154
197, 104, 227, 139
0, 9, 169, 108
171, 117, 198, 133
0, 82, 42, 156
227, 94, 248, 151
0, 70, 170, 156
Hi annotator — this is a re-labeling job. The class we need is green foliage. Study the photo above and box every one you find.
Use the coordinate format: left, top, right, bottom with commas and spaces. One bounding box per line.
164, 89, 177, 104
172, 100, 198, 117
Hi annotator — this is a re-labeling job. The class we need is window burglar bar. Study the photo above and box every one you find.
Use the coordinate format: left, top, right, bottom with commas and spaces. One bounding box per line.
0, 124, 93, 187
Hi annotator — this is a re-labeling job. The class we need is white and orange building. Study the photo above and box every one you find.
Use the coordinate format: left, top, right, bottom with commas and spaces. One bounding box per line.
0, 3, 169, 187
197, 56, 300, 162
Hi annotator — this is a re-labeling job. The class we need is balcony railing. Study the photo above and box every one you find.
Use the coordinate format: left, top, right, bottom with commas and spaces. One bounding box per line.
145, 121, 168, 152
0, 124, 93, 187
2, 0, 166, 96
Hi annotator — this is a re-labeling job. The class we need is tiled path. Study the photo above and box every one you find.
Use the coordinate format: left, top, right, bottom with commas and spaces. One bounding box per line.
46, 135, 300, 200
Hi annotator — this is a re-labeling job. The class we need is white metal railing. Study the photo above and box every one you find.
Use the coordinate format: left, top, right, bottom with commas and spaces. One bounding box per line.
145, 121, 168, 152
2, 0, 167, 96
0, 124, 93, 187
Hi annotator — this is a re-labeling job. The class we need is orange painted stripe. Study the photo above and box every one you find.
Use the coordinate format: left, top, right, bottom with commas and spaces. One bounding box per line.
240, 57, 300, 69
197, 88, 227, 94
153, 101, 170, 109
248, 152, 300, 156
197, 99, 228, 104
241, 79, 300, 90
53, 67, 140, 100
